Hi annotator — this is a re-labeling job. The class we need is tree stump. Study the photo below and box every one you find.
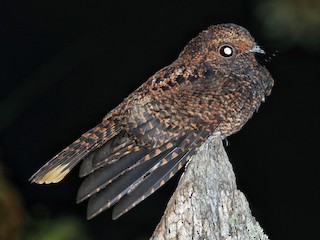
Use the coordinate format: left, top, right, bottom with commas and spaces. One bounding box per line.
151, 137, 269, 240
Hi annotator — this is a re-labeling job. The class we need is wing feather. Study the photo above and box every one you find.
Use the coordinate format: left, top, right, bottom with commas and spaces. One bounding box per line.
84, 130, 208, 219
29, 121, 120, 184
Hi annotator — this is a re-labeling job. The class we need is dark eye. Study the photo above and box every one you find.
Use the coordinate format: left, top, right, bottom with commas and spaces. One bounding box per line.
219, 45, 233, 57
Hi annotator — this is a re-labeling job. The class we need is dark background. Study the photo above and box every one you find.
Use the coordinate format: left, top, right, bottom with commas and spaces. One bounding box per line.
1, 0, 319, 239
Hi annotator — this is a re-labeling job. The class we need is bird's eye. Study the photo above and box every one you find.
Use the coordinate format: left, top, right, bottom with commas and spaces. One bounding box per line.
219, 45, 233, 58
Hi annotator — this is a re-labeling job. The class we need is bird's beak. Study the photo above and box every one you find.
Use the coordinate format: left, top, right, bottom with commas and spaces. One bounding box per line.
249, 45, 265, 54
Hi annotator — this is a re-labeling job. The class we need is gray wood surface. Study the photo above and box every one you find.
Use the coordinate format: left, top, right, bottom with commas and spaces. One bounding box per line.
151, 137, 269, 240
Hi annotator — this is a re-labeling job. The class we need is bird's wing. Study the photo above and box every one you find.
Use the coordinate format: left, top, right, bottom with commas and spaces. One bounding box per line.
77, 71, 216, 219
29, 117, 121, 184
79, 129, 210, 219
30, 62, 219, 219
111, 130, 209, 219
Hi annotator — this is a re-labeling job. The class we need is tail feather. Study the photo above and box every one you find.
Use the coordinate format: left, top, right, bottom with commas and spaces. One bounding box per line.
79, 154, 95, 178
76, 147, 149, 203
86, 147, 174, 219
92, 131, 133, 166
29, 121, 120, 184
80, 132, 191, 206
112, 131, 208, 219
77, 141, 176, 202
77, 137, 183, 202
112, 148, 195, 219
85, 130, 206, 219
78, 136, 138, 178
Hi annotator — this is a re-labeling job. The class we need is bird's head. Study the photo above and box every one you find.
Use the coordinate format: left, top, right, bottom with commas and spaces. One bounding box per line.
179, 23, 265, 69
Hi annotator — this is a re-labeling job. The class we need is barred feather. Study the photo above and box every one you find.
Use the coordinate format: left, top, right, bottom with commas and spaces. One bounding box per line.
29, 120, 120, 184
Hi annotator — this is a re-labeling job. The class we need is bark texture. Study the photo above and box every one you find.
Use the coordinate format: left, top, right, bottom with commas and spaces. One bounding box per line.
150, 137, 269, 240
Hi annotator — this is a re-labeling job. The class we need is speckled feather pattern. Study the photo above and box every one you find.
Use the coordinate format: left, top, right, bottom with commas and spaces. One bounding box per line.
30, 23, 274, 219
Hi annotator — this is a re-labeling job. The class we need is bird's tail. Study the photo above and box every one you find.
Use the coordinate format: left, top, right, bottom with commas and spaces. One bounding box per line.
29, 120, 120, 184
76, 129, 209, 219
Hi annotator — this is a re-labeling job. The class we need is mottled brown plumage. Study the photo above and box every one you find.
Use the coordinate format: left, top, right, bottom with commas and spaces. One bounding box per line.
30, 23, 274, 220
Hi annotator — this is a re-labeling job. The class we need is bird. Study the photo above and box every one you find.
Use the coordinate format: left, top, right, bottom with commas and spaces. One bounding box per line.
30, 23, 274, 220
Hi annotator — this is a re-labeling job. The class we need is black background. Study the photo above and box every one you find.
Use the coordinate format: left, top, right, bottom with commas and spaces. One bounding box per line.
1, 1, 319, 239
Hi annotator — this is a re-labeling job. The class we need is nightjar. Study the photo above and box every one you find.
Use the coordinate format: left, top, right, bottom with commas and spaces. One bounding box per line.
30, 23, 274, 220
